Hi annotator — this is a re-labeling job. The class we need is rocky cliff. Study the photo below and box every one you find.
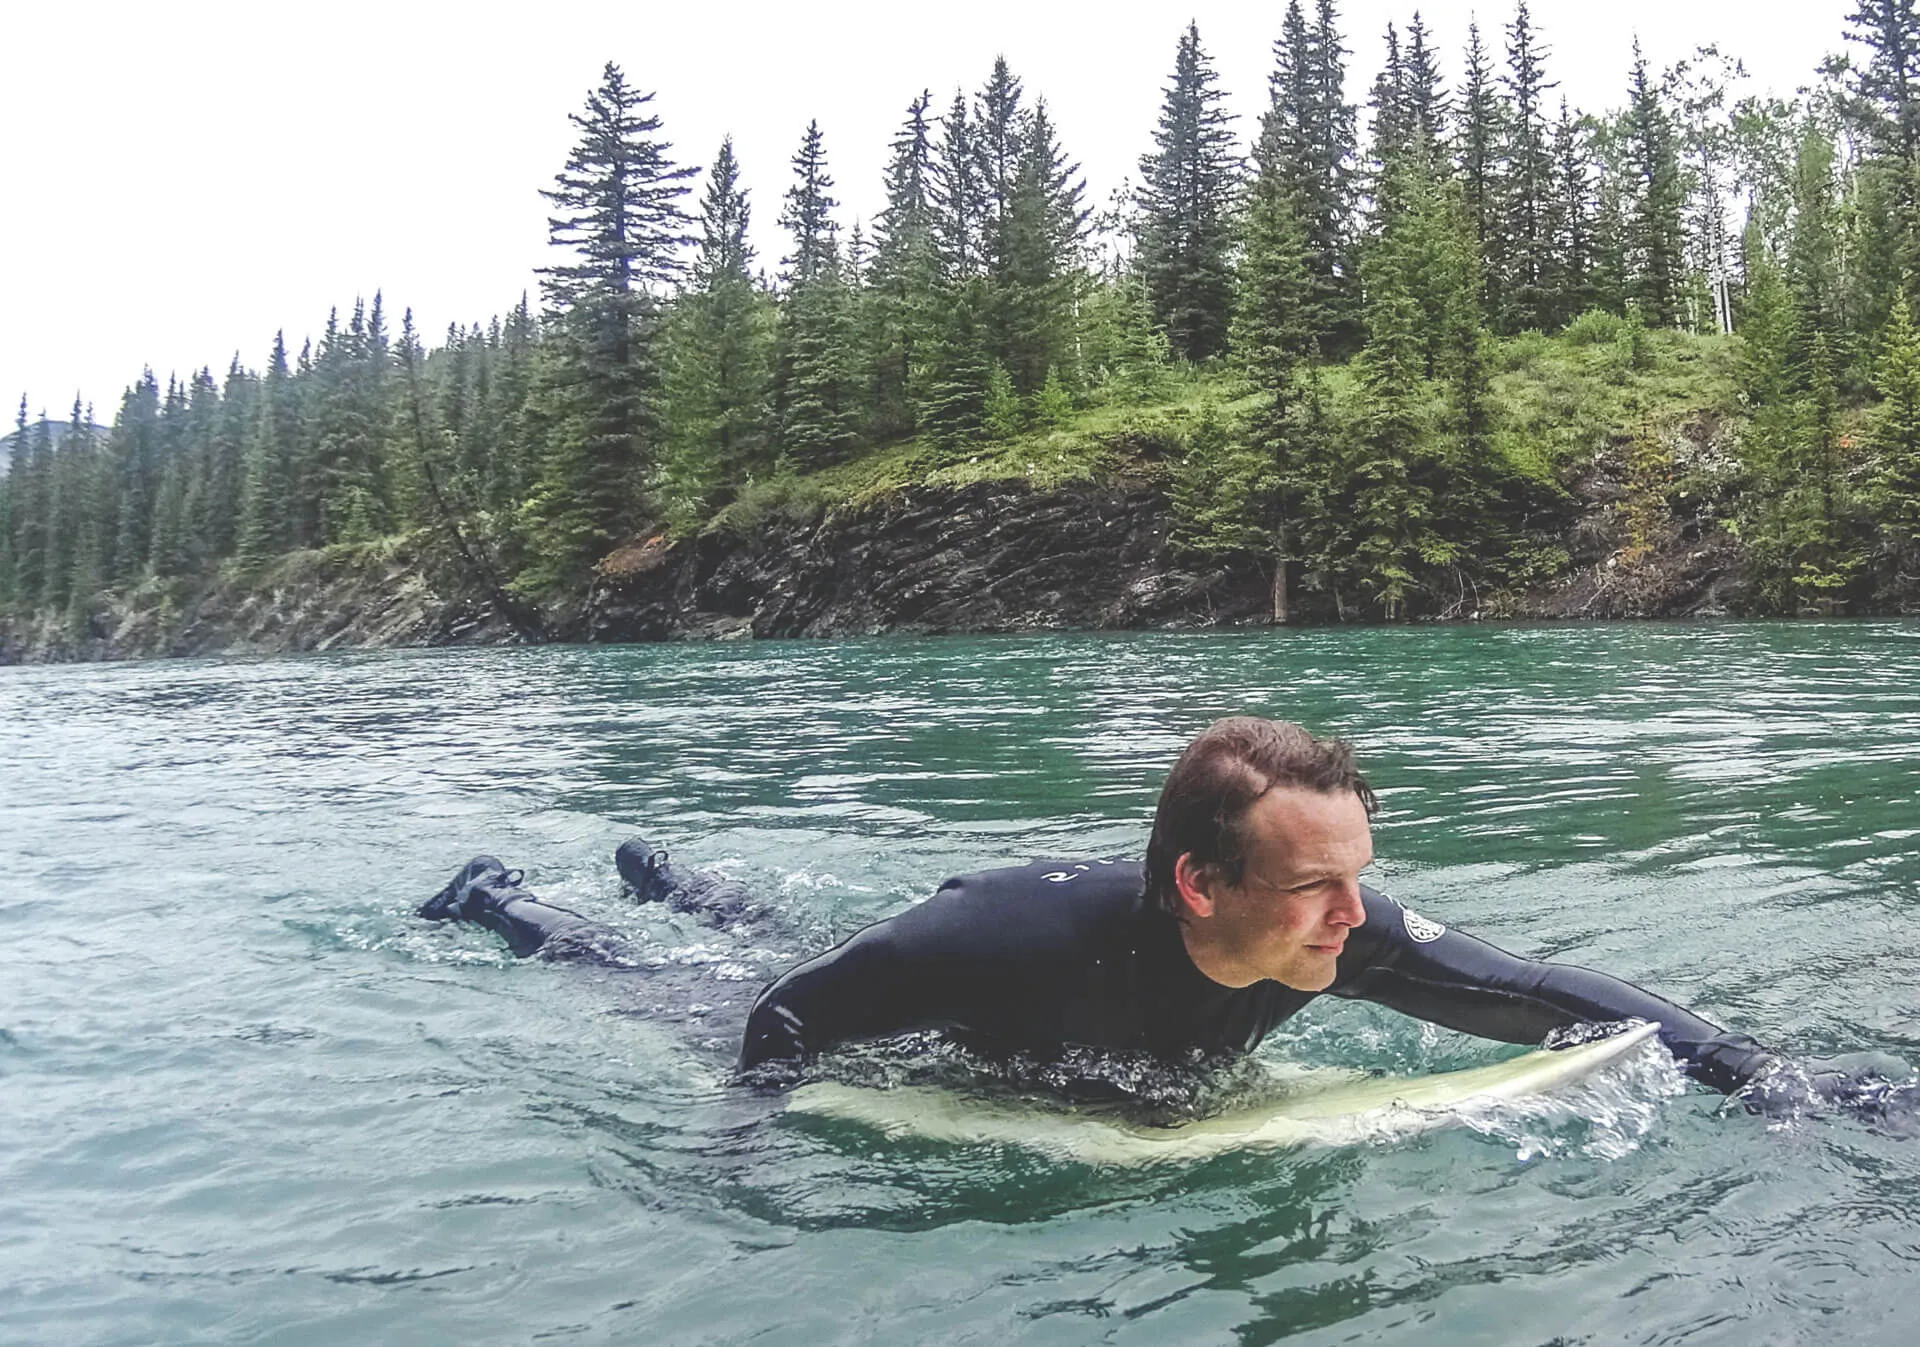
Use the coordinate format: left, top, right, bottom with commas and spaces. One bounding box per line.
6, 456, 1829, 668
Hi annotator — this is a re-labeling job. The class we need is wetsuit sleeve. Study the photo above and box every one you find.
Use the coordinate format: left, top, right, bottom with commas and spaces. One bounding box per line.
737, 873, 1065, 1070
1332, 888, 1773, 1094
738, 919, 937, 1069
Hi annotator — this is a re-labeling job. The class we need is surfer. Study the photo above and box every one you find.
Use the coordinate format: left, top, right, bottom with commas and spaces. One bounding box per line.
734, 718, 1773, 1092
421, 717, 1909, 1119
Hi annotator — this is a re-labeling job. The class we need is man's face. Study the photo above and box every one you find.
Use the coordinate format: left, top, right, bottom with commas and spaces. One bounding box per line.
1178, 786, 1372, 991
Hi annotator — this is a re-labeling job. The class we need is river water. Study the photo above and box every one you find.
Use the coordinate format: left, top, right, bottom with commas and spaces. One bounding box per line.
5, 624, 1919, 1345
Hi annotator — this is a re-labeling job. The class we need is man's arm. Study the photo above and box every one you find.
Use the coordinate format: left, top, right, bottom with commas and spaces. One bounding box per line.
1332, 888, 1773, 1093
738, 918, 943, 1069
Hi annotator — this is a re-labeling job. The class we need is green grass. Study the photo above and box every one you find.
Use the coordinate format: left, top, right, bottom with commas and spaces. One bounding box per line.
700, 327, 1745, 541
1490, 327, 1742, 464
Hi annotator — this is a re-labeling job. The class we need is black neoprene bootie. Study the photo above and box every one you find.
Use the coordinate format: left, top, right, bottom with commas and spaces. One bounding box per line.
615, 839, 675, 904
419, 855, 524, 921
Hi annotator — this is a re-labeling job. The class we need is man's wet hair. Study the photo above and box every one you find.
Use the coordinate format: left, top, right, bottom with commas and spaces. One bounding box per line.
1143, 717, 1377, 914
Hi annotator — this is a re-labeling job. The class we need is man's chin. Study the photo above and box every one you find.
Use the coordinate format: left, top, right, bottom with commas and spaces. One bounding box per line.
1275, 955, 1340, 993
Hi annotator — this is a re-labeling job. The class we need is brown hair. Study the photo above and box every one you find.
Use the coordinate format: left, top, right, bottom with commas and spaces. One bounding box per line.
1143, 717, 1377, 914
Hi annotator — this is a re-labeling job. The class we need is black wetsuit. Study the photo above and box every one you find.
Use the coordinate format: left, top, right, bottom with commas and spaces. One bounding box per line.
740, 857, 1773, 1093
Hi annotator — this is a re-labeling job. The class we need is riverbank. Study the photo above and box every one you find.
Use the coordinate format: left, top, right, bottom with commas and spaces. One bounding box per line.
0, 455, 1833, 666
6, 328, 1914, 666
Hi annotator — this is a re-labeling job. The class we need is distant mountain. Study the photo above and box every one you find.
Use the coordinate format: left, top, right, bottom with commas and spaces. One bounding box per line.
0, 420, 111, 479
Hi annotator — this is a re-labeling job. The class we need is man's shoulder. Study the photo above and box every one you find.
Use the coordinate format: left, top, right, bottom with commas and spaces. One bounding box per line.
932, 857, 1145, 909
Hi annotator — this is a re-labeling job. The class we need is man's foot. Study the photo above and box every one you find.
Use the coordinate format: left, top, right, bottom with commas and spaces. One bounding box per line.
419, 855, 523, 921
615, 839, 674, 904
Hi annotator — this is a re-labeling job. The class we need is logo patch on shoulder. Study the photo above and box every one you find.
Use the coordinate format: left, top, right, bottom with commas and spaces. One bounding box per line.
1402, 908, 1446, 943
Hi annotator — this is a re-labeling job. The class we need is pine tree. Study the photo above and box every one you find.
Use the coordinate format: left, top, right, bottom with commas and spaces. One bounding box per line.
1847, 1, 1920, 322
10, 403, 51, 606
1551, 99, 1594, 324
776, 122, 861, 467
36, 396, 93, 608
931, 91, 984, 280
1344, 154, 1488, 617
1368, 24, 1412, 181
525, 62, 693, 581
1874, 292, 1920, 546
1265, 0, 1360, 352
998, 99, 1088, 396
1351, 226, 1435, 619
1501, 1, 1559, 331
486, 296, 539, 512
107, 373, 161, 583
1135, 21, 1240, 361
1848, 0, 1920, 164
1625, 41, 1687, 328
665, 136, 775, 500
1227, 123, 1315, 620
199, 359, 250, 560
918, 278, 994, 444
869, 92, 940, 436
1404, 11, 1447, 143
1457, 22, 1504, 310
237, 333, 296, 565
309, 295, 393, 543
58, 400, 106, 608
973, 56, 1025, 277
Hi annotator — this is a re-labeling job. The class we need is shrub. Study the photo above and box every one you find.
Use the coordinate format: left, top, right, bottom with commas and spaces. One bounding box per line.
1562, 308, 1628, 346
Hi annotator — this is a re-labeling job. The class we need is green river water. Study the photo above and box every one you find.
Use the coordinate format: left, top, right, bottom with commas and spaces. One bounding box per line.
4, 623, 1919, 1344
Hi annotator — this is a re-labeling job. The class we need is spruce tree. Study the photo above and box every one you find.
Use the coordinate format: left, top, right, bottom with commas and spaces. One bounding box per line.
1625, 42, 1687, 328
1265, 0, 1360, 352
10, 403, 50, 606
58, 399, 106, 608
236, 333, 297, 565
526, 62, 693, 581
973, 56, 1026, 276
107, 373, 161, 583
1135, 21, 1240, 361
1848, 0, 1920, 163
1404, 12, 1447, 143
1847, 1, 1920, 321
1874, 293, 1920, 546
1368, 24, 1411, 182
486, 296, 539, 512
1501, 1, 1559, 331
931, 91, 984, 280
1785, 122, 1844, 366
999, 99, 1088, 396
1228, 123, 1315, 620
1457, 22, 1506, 320
1351, 217, 1436, 619
1551, 99, 1594, 323
776, 122, 861, 467
918, 278, 993, 444
869, 93, 940, 435
202, 359, 250, 560
666, 137, 775, 500
38, 397, 92, 608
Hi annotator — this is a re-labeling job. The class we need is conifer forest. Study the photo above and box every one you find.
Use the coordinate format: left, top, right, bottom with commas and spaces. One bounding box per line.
10, 1, 1920, 635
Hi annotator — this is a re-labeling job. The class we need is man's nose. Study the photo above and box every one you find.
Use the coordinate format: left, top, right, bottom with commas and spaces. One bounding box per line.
1329, 879, 1366, 928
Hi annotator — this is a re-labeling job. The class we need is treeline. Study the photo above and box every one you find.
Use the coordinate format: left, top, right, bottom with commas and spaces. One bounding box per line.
9, 1, 1920, 623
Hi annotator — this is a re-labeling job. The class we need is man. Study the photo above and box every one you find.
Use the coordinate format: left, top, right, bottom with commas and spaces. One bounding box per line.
422, 717, 1909, 1118
736, 718, 1771, 1092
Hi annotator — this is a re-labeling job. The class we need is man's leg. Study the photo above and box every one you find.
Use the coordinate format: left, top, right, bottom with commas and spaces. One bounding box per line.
420, 856, 631, 962
615, 839, 762, 928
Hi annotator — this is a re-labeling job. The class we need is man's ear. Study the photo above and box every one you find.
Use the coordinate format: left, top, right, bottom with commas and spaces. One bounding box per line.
1173, 852, 1217, 919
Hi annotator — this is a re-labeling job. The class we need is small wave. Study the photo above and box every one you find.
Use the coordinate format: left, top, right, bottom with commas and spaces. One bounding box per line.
1455, 1039, 1689, 1161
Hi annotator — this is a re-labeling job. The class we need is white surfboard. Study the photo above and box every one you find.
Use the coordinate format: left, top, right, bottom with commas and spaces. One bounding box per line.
786, 1021, 1666, 1165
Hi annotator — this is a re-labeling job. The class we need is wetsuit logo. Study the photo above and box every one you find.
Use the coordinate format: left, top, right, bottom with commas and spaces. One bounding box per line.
1403, 909, 1446, 943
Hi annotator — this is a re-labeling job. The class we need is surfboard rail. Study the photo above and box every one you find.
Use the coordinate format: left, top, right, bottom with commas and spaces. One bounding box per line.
785, 1020, 1667, 1165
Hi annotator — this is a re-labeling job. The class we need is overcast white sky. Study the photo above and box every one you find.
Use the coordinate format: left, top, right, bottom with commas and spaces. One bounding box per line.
1, 0, 1854, 422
